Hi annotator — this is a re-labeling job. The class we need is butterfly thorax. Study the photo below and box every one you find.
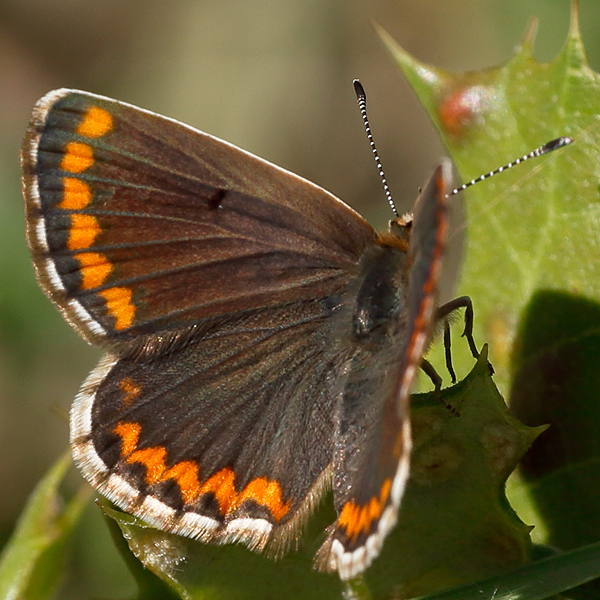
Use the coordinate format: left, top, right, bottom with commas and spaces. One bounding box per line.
351, 232, 410, 345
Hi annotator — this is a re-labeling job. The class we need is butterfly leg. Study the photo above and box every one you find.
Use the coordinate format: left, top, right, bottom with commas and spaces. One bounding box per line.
420, 358, 460, 416
442, 320, 456, 384
419, 295, 490, 417
436, 295, 494, 380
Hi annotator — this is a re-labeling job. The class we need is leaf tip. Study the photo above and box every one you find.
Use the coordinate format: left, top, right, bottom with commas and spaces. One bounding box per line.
522, 16, 539, 54
569, 0, 581, 40
374, 23, 410, 68
375, 24, 445, 92
557, 0, 589, 69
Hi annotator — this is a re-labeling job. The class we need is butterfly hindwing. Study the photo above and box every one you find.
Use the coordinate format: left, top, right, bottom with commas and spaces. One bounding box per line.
72, 297, 350, 552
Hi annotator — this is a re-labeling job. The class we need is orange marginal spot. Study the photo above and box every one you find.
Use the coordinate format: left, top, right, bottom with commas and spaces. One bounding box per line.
77, 105, 113, 138
200, 468, 238, 515
239, 477, 291, 521
339, 503, 357, 534
67, 214, 101, 250
59, 177, 92, 209
199, 469, 291, 521
163, 462, 201, 504
113, 421, 141, 457
338, 478, 392, 542
99, 287, 136, 330
119, 377, 141, 407
75, 251, 112, 289
128, 446, 168, 485
61, 142, 93, 173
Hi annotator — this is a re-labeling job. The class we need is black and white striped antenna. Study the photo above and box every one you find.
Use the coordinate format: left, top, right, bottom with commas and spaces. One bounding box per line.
354, 79, 399, 217
448, 136, 573, 197
353, 78, 573, 209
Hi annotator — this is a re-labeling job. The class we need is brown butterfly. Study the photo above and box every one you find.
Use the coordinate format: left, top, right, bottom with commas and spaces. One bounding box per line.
21, 83, 570, 579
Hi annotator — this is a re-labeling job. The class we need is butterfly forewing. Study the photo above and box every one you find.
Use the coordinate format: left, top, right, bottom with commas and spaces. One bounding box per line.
22, 89, 376, 345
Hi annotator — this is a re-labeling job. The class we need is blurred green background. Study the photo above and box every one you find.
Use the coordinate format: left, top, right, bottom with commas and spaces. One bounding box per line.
1, 1, 599, 598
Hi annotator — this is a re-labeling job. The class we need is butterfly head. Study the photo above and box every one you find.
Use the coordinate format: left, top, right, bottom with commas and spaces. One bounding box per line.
389, 213, 413, 242
371, 212, 413, 252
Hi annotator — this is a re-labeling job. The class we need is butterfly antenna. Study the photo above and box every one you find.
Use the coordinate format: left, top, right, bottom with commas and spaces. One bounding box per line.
354, 79, 399, 217
449, 136, 573, 196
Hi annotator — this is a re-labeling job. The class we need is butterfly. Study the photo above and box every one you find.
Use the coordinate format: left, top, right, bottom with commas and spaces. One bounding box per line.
22, 86, 468, 580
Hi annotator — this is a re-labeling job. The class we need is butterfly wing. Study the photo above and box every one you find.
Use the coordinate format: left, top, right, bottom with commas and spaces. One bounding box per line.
22, 90, 377, 553
319, 160, 451, 579
73, 298, 346, 552
22, 89, 376, 346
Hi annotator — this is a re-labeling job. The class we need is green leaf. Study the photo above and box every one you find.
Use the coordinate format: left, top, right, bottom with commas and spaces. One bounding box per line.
0, 451, 89, 600
509, 290, 600, 600
378, 1, 600, 597
367, 348, 541, 598
101, 503, 182, 600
